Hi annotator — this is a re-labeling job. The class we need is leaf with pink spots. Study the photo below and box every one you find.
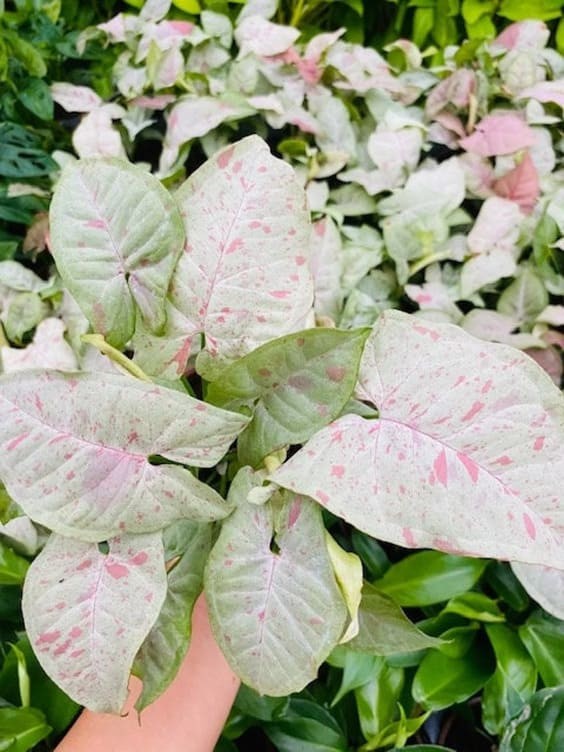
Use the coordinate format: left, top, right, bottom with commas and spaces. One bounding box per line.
134, 136, 314, 380
272, 310, 564, 570
207, 327, 370, 467
204, 468, 347, 696
0, 370, 248, 541
22, 532, 166, 713
49, 158, 185, 350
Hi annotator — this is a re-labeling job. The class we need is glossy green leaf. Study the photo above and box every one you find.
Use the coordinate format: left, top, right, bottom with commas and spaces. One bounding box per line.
208, 328, 369, 467
374, 551, 487, 607
134, 521, 212, 711
49, 158, 185, 349
442, 592, 505, 622
482, 624, 537, 735
0, 637, 79, 734
486, 561, 530, 613
435, 624, 479, 658
351, 531, 390, 580
0, 541, 29, 585
331, 650, 380, 706
362, 709, 430, 751
205, 472, 347, 696
354, 658, 404, 741
519, 610, 564, 687
17, 78, 54, 121
412, 642, 495, 710
0, 707, 50, 752
265, 698, 348, 752
347, 583, 442, 655
498, 0, 563, 21
500, 687, 564, 751
233, 684, 289, 722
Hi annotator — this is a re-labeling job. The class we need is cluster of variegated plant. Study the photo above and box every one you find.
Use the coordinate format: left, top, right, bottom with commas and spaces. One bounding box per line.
43, 0, 564, 386
0, 136, 563, 716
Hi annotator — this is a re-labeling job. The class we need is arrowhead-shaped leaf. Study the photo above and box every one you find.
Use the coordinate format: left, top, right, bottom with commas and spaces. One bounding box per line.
0, 370, 248, 540
134, 521, 211, 711
347, 583, 442, 655
272, 311, 564, 569
205, 469, 347, 695
207, 328, 370, 467
134, 136, 314, 380
22, 532, 167, 713
49, 158, 185, 349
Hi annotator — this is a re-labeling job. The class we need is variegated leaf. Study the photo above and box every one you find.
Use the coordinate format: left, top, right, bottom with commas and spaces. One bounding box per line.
49, 158, 185, 349
205, 469, 347, 695
0, 371, 248, 540
134, 136, 313, 380
272, 311, 564, 569
22, 532, 166, 713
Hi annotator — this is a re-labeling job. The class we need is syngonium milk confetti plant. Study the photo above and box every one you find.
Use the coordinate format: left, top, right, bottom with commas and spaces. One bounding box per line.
0, 136, 563, 714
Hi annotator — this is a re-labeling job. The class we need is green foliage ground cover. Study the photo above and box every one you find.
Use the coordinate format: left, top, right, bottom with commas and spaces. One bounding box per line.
0, 0, 563, 750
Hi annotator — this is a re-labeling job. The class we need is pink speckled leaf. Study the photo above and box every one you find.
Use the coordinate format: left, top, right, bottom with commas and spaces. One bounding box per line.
49, 158, 185, 349
511, 562, 564, 620
272, 310, 564, 569
22, 532, 166, 713
459, 114, 535, 157
0, 370, 248, 540
205, 468, 347, 696
135, 136, 313, 380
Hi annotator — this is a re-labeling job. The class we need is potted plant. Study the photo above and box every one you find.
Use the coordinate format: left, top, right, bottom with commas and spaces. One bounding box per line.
0, 136, 562, 746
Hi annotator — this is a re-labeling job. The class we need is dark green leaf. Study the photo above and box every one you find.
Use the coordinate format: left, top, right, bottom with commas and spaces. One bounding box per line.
0, 124, 56, 179
482, 624, 537, 735
265, 698, 348, 752
442, 592, 505, 623
375, 551, 487, 607
0, 541, 29, 585
234, 684, 289, 722
412, 642, 495, 710
0, 637, 79, 734
17, 78, 54, 121
435, 624, 479, 658
519, 610, 564, 687
354, 659, 404, 741
351, 531, 390, 580
500, 687, 564, 751
486, 562, 530, 612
